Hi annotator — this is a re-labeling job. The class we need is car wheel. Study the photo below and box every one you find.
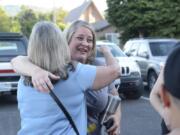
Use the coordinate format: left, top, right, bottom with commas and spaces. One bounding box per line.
148, 71, 157, 91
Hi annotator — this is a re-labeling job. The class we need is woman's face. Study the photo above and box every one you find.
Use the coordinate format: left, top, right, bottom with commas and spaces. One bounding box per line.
69, 26, 94, 63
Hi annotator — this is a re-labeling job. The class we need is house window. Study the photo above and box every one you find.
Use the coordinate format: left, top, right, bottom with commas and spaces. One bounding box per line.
105, 33, 120, 45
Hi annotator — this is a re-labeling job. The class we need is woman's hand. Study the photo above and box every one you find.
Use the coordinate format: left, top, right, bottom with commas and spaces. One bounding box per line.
106, 114, 121, 135
32, 68, 60, 92
98, 46, 111, 55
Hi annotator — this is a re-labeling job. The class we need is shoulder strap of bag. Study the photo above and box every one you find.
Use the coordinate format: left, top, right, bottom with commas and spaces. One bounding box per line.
49, 89, 80, 135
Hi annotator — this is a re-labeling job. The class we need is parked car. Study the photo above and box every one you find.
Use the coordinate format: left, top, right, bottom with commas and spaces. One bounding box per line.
123, 38, 179, 91
96, 41, 143, 99
0, 32, 28, 94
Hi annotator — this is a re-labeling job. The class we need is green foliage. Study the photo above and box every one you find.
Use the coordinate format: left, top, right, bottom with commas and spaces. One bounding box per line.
0, 7, 11, 32
37, 12, 52, 21
9, 17, 21, 32
17, 6, 38, 38
55, 8, 68, 30
106, 0, 180, 44
36, 10, 67, 30
16, 6, 67, 38
55, 8, 67, 22
1, 6, 67, 37
57, 22, 67, 30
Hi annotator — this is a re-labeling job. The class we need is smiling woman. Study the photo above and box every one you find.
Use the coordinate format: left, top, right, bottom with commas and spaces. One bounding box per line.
68, 26, 94, 63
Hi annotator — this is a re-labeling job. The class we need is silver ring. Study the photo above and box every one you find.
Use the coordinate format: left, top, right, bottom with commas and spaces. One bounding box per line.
42, 83, 47, 87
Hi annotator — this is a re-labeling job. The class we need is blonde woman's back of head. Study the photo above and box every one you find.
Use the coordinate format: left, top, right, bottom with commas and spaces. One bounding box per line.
28, 21, 71, 78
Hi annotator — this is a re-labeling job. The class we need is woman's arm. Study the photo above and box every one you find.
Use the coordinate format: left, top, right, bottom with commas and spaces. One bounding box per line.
150, 68, 164, 117
11, 56, 38, 76
11, 56, 59, 91
11, 47, 120, 92
92, 47, 120, 90
98, 46, 117, 66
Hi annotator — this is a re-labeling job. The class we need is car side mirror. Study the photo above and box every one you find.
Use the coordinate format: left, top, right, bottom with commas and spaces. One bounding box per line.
125, 52, 131, 57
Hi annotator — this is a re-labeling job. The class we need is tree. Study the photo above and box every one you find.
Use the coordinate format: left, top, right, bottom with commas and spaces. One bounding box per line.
36, 8, 67, 30
17, 6, 67, 38
0, 7, 11, 32
9, 16, 21, 32
55, 8, 68, 30
17, 6, 38, 38
106, 0, 180, 44
37, 12, 52, 21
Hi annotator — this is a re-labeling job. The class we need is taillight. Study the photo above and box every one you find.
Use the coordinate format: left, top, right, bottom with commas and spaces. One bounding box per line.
0, 69, 15, 73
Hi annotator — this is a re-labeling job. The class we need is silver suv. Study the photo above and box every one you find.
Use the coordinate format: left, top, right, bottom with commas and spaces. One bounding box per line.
0, 33, 27, 94
96, 41, 143, 99
124, 38, 179, 90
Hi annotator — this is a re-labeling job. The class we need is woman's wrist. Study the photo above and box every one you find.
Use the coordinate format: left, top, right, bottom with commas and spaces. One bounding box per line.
31, 66, 42, 77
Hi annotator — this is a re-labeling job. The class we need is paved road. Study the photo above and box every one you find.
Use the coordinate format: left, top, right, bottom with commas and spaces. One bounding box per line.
0, 94, 20, 135
121, 98, 161, 135
0, 93, 161, 135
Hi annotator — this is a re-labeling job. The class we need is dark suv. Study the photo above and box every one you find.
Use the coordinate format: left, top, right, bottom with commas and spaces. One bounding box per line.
124, 38, 178, 90
0, 32, 28, 94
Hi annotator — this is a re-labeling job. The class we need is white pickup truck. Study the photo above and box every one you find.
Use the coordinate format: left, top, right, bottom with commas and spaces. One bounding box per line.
0, 33, 28, 94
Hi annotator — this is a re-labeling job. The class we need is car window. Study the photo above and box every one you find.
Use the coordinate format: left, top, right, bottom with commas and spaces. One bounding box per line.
137, 43, 148, 56
149, 41, 177, 56
123, 41, 132, 52
96, 45, 126, 57
129, 42, 139, 56
0, 40, 26, 56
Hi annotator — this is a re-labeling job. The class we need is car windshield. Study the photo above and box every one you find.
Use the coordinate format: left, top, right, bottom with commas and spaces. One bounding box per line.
96, 45, 126, 57
149, 41, 177, 56
0, 40, 26, 56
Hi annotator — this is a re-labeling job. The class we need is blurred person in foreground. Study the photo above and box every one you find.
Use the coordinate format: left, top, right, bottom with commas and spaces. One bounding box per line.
150, 42, 180, 135
11, 20, 121, 135
150, 45, 180, 135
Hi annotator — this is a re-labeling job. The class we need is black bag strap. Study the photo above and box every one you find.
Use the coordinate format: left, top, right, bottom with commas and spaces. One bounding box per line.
49, 89, 80, 135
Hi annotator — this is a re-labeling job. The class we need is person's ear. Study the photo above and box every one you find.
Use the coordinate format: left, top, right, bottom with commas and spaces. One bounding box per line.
159, 85, 171, 108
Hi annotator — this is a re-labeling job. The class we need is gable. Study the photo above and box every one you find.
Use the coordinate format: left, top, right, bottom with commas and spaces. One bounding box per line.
64, 0, 104, 24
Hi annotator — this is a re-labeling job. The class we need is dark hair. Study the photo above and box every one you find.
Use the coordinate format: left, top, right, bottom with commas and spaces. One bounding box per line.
164, 45, 180, 99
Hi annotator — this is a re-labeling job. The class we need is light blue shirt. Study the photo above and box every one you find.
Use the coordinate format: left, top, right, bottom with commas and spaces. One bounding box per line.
17, 63, 96, 135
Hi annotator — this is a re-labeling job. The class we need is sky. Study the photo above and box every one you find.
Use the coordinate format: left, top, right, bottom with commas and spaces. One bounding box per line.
0, 0, 107, 12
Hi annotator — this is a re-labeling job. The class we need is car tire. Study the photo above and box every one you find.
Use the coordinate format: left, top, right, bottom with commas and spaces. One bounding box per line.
148, 71, 157, 91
